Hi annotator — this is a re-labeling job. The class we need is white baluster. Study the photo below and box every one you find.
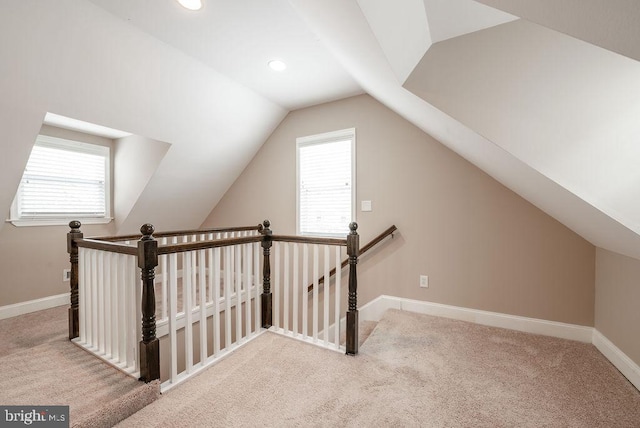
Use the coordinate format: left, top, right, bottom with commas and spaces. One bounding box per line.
117, 254, 127, 364
78, 248, 86, 344
244, 243, 252, 337
134, 254, 142, 372
183, 251, 193, 374
160, 237, 168, 321
324, 245, 330, 346
224, 246, 232, 349
126, 255, 137, 371
198, 249, 207, 364
110, 252, 118, 358
104, 251, 111, 357
169, 252, 178, 383
292, 243, 299, 337
334, 246, 342, 349
302, 244, 308, 339
98, 251, 105, 354
181, 236, 188, 313
274, 242, 280, 330
235, 244, 242, 343
312, 244, 319, 342
213, 246, 221, 355
207, 234, 214, 305
91, 250, 98, 350
284, 242, 289, 334
191, 236, 197, 309
254, 241, 260, 334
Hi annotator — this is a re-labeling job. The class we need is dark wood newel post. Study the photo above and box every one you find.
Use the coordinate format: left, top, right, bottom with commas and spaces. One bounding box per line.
346, 222, 359, 355
67, 221, 83, 340
260, 220, 273, 328
138, 224, 160, 382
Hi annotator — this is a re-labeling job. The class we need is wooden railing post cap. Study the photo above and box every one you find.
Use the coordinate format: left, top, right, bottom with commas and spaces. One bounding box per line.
138, 224, 158, 269
140, 223, 155, 240
67, 220, 83, 253
348, 222, 359, 258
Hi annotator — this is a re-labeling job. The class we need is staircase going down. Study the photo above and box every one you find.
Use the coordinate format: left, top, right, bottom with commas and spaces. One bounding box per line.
0, 306, 160, 428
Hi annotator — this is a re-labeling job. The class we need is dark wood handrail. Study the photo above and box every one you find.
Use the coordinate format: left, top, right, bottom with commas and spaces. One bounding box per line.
272, 235, 347, 247
75, 232, 350, 257
308, 225, 397, 292
90, 224, 262, 242
75, 238, 138, 255
158, 235, 262, 255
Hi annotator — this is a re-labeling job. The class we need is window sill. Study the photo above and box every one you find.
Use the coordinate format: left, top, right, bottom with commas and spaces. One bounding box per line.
6, 217, 113, 227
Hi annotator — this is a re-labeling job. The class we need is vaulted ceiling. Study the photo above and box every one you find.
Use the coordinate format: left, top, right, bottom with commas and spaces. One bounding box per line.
1, 0, 639, 259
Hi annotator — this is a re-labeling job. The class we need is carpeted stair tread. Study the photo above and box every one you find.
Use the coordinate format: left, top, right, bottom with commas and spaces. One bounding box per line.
338, 319, 378, 347
0, 307, 160, 427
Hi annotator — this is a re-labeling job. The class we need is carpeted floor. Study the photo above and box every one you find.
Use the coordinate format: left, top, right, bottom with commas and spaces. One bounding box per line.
0, 305, 68, 357
118, 309, 640, 427
0, 306, 160, 427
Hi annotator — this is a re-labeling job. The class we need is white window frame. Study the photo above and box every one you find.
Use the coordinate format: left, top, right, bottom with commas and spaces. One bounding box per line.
9, 134, 112, 227
296, 128, 356, 238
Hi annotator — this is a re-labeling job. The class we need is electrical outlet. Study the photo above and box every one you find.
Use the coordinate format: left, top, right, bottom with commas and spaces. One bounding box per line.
420, 275, 429, 288
63, 269, 71, 282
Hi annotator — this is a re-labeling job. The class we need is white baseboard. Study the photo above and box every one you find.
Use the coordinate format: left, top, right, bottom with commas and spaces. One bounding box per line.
0, 293, 69, 320
359, 295, 640, 391
592, 329, 640, 391
359, 295, 593, 343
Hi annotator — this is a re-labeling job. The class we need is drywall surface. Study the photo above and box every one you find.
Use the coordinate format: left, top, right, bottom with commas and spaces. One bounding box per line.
203, 94, 595, 325
595, 247, 640, 366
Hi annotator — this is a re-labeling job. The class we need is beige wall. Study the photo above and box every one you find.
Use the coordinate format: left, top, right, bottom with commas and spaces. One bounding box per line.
203, 94, 595, 326
595, 248, 640, 366
0, 126, 116, 306
0, 222, 114, 306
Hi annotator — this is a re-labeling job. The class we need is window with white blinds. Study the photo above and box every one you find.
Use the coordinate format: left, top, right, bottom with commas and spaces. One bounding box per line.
297, 128, 355, 237
11, 135, 110, 224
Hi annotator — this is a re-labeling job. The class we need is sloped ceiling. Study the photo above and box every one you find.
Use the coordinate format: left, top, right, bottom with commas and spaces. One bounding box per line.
0, 0, 286, 234
87, 0, 363, 111
290, 0, 640, 259
405, 19, 640, 238
423, 0, 517, 44
473, 0, 640, 62
1, 0, 639, 260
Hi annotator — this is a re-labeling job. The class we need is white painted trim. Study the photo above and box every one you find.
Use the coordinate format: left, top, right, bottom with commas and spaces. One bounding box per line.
592, 329, 640, 391
358, 296, 640, 391
0, 293, 69, 320
269, 326, 345, 354
359, 295, 593, 343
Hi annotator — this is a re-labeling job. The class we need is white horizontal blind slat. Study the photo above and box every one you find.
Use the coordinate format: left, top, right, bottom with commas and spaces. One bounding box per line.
297, 131, 354, 237
19, 140, 108, 217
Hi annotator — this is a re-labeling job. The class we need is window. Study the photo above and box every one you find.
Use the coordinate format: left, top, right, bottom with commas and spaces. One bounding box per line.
10, 134, 111, 226
297, 128, 355, 237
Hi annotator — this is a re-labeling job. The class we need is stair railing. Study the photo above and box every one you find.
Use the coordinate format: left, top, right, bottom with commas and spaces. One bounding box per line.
67, 219, 361, 390
260, 221, 360, 355
67, 222, 263, 386
307, 224, 397, 293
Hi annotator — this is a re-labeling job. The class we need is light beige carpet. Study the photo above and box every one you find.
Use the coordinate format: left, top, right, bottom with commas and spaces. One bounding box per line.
118, 309, 640, 427
0, 306, 160, 427
0, 305, 68, 357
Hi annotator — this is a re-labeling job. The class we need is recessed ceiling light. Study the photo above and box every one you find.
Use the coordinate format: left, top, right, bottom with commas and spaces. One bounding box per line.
177, 0, 202, 11
268, 60, 287, 72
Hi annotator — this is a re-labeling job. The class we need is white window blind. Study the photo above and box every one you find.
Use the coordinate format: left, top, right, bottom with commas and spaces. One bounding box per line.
297, 129, 355, 237
13, 135, 110, 221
